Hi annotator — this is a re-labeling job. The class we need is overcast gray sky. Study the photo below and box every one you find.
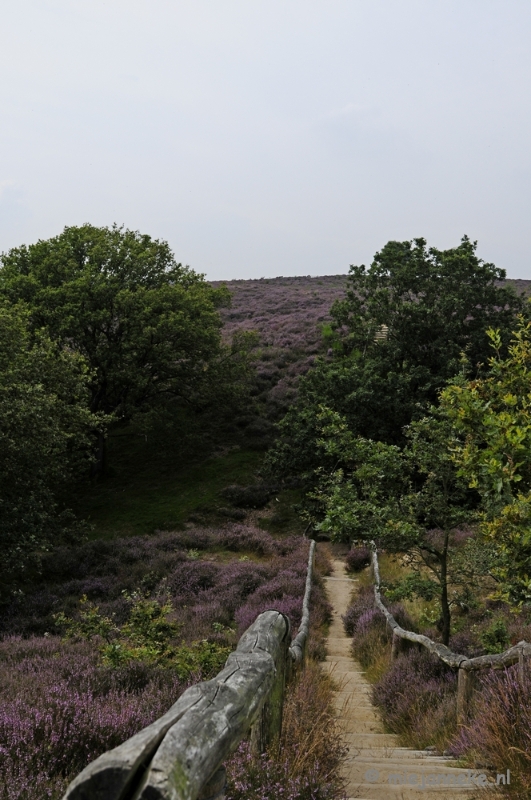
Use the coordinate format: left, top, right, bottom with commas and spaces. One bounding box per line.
2, 1, 530, 279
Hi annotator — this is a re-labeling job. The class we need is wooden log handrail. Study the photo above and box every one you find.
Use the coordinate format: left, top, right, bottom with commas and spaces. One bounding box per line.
63, 540, 316, 800
370, 545, 468, 669
370, 544, 531, 671
369, 543, 531, 721
289, 540, 316, 663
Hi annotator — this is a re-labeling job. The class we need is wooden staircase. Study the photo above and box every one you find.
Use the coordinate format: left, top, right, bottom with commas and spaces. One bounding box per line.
322, 558, 483, 799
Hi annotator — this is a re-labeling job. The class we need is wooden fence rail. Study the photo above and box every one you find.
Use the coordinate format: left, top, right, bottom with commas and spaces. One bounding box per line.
289, 540, 316, 663
63, 541, 316, 800
370, 543, 531, 722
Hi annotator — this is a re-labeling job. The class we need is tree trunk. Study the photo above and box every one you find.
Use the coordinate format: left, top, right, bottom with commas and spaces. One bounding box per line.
440, 532, 451, 646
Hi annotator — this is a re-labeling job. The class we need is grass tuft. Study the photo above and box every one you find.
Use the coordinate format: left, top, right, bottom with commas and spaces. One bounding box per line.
226, 660, 347, 800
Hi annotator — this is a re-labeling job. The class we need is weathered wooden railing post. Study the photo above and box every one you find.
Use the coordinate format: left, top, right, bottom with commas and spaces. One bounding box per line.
519, 643, 526, 686
288, 540, 316, 669
369, 543, 531, 729
456, 666, 477, 725
391, 631, 400, 660
250, 617, 291, 756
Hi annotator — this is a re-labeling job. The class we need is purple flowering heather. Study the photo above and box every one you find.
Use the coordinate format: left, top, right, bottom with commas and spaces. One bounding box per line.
342, 586, 375, 637
345, 546, 371, 573
0, 528, 324, 798
448, 665, 531, 793
210, 275, 348, 417
0, 637, 190, 800
372, 648, 458, 750
226, 743, 343, 800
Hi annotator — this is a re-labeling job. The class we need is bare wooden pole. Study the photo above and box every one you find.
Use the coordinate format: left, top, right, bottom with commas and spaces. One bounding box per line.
391, 632, 400, 661
519, 645, 526, 686
457, 668, 476, 725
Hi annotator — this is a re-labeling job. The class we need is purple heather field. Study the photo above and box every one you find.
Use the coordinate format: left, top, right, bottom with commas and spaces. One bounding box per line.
0, 526, 331, 800
211, 275, 530, 419
211, 275, 348, 416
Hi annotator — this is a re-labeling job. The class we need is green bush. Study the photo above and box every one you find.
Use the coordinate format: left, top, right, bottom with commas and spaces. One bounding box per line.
480, 618, 510, 654
54, 592, 231, 677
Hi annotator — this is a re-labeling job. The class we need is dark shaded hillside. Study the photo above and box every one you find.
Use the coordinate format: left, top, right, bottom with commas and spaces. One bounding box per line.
211, 275, 348, 418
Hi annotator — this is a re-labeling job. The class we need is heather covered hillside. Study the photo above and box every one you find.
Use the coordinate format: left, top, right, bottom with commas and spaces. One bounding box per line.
211, 275, 348, 417
213, 274, 530, 422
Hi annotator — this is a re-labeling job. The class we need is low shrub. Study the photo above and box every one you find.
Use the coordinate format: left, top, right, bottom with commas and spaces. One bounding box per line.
372, 648, 457, 751
449, 666, 531, 796
345, 546, 371, 573
342, 586, 374, 637
342, 587, 414, 671
220, 484, 276, 509
54, 593, 231, 675
480, 617, 510, 654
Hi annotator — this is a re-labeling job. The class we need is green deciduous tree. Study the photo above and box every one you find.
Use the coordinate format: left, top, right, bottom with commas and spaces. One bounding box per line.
332, 236, 520, 386
266, 237, 524, 482
0, 302, 103, 587
0, 225, 246, 471
441, 318, 531, 605
311, 407, 477, 644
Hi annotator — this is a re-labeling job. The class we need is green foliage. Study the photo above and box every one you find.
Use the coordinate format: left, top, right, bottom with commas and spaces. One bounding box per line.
309, 405, 408, 543
331, 236, 522, 390
55, 592, 231, 677
480, 618, 510, 654
266, 236, 524, 481
442, 322, 531, 507
311, 406, 479, 643
0, 224, 251, 439
385, 574, 440, 602
311, 407, 473, 544
449, 535, 497, 591
54, 595, 117, 644
0, 302, 104, 587
441, 318, 531, 604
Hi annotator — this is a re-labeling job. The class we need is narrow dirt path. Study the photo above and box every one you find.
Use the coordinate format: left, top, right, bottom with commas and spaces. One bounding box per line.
322, 554, 480, 799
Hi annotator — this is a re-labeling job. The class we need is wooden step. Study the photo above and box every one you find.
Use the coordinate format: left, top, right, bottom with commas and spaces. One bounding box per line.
321, 552, 476, 800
